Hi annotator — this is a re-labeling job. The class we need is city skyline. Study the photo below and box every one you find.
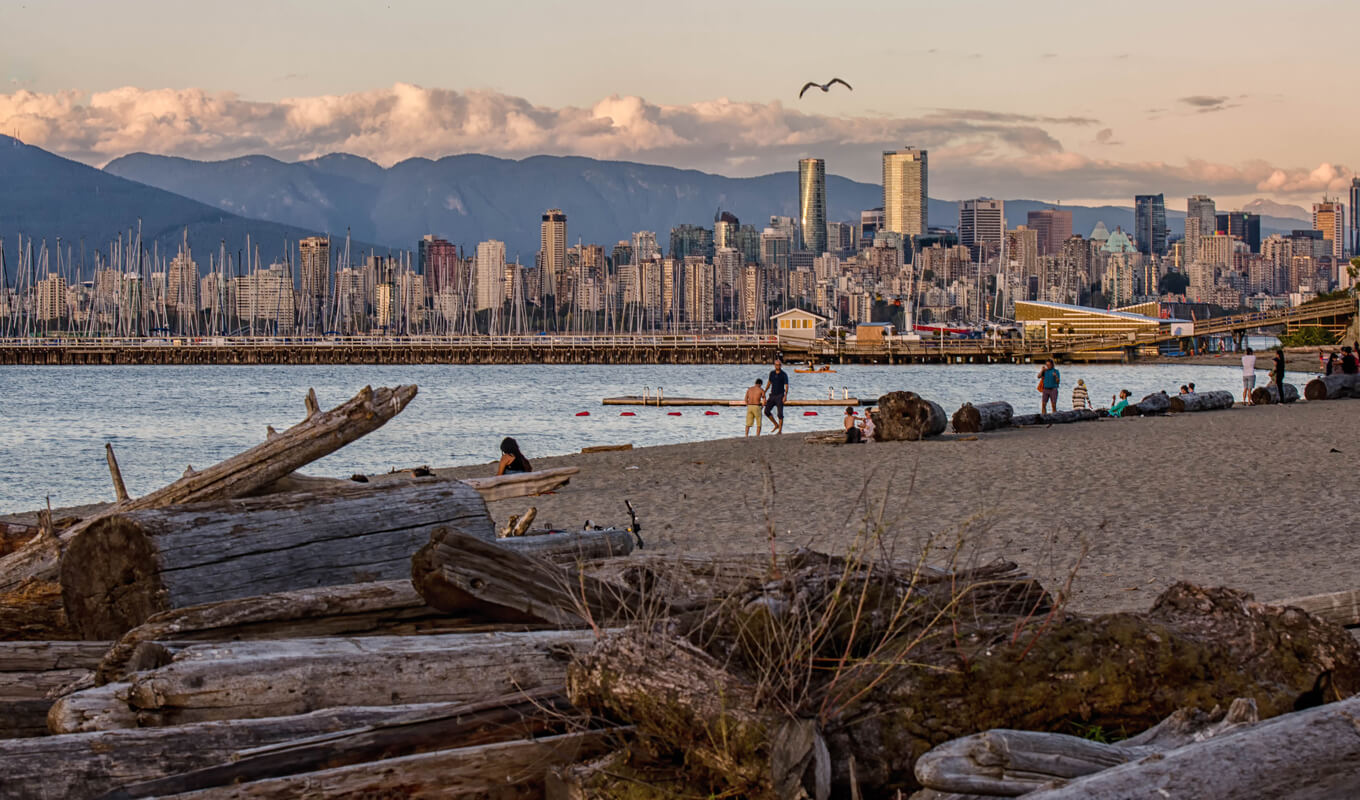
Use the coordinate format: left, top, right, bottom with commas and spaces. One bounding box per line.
2, 1, 1357, 209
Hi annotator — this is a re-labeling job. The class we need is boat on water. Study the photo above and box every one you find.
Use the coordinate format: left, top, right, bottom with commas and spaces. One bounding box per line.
795, 364, 837, 374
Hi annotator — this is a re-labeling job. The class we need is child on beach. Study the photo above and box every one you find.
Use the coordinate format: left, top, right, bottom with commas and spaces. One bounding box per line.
843, 406, 862, 443
744, 378, 766, 437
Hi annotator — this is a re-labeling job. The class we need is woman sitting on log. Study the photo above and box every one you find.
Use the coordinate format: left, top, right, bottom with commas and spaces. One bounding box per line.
843, 407, 863, 444
1109, 389, 1132, 417
497, 437, 532, 475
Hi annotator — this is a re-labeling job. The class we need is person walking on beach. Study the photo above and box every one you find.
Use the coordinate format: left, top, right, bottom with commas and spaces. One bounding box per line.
1241, 347, 1256, 404
743, 378, 766, 437
1071, 379, 1091, 410
764, 358, 789, 434
1037, 359, 1061, 414
1272, 347, 1287, 404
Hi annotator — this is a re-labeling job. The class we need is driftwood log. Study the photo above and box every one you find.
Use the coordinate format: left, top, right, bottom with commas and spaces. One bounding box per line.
913, 697, 1258, 796
145, 729, 620, 800
1168, 389, 1236, 413
1, 521, 38, 557
1125, 391, 1170, 416
876, 391, 947, 441
0, 386, 418, 642
1023, 695, 1360, 799
499, 528, 636, 563
0, 640, 112, 738
1012, 409, 1100, 426
412, 528, 657, 627
1275, 589, 1360, 629
49, 630, 594, 732
1250, 382, 1301, 405
567, 567, 1360, 798
950, 402, 1013, 434
59, 478, 493, 640
1, 700, 534, 800
99, 689, 576, 798
1304, 373, 1358, 401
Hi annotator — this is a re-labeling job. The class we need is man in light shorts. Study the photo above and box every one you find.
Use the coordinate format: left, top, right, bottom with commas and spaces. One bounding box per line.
744, 378, 765, 436
1241, 346, 1256, 403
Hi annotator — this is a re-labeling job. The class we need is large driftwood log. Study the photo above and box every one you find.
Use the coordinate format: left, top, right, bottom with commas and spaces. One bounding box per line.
876, 391, 947, 441
0, 579, 70, 641
1275, 589, 1360, 629
1, 640, 112, 737
412, 528, 658, 627
147, 729, 620, 800
950, 402, 1013, 434
1125, 391, 1170, 416
1250, 382, 1301, 405
2, 701, 518, 800
50, 630, 594, 732
1012, 409, 1101, 426
102, 689, 575, 798
60, 479, 493, 640
1304, 373, 1358, 401
95, 580, 550, 685
913, 698, 1259, 796
1022, 695, 1360, 799
569, 575, 1360, 798
500, 528, 636, 563
1168, 389, 1236, 413
255, 466, 581, 504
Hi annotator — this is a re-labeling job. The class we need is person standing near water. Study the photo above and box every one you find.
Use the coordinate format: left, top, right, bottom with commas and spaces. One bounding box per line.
1037, 359, 1061, 414
743, 378, 766, 437
1071, 379, 1091, 410
1272, 348, 1287, 404
1241, 347, 1256, 403
764, 358, 789, 434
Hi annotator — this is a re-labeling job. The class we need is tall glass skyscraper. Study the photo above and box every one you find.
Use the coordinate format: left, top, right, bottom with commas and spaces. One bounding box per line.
1350, 178, 1360, 257
882, 148, 928, 239
798, 158, 827, 255
1133, 194, 1168, 257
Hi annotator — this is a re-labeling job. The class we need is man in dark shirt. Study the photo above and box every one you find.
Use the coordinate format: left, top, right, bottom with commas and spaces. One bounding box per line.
764, 357, 790, 434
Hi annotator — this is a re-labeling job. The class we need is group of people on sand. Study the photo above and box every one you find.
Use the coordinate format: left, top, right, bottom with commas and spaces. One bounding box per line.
743, 358, 790, 436
1241, 347, 1289, 404
1038, 360, 1130, 416
1318, 345, 1360, 378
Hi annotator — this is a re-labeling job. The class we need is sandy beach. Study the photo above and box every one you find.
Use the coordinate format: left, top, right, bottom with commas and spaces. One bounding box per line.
449, 399, 1359, 615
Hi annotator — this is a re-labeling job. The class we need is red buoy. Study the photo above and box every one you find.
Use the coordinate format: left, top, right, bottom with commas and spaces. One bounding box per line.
620, 411, 636, 416
575, 411, 590, 416
667, 411, 682, 416
704, 410, 719, 416
803, 411, 818, 416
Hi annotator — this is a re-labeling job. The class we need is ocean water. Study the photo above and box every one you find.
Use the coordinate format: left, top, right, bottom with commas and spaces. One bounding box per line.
0, 360, 1314, 514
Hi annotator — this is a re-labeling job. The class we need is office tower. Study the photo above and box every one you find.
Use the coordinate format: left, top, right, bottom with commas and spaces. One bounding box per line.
539, 209, 567, 301
1025, 209, 1073, 257
236, 264, 296, 333
959, 198, 1005, 260
1199, 233, 1235, 267
769, 215, 797, 244
683, 256, 716, 324
1351, 179, 1360, 257
298, 236, 329, 330
826, 221, 854, 254
669, 224, 714, 261
1215, 212, 1261, 254
474, 240, 506, 311
1313, 199, 1345, 260
798, 157, 827, 254
631, 231, 660, 262
714, 211, 740, 251
760, 227, 792, 271
1133, 194, 1168, 256
714, 246, 742, 294
166, 245, 200, 316
418, 235, 459, 294
611, 241, 633, 270
1005, 226, 1040, 280
35, 272, 66, 321
882, 148, 928, 238
859, 208, 885, 249
1184, 195, 1216, 265
734, 225, 762, 265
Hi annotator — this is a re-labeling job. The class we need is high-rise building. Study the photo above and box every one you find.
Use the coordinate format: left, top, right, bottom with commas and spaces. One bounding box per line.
631, 231, 660, 263
958, 198, 1004, 260
714, 211, 740, 251
1216, 212, 1261, 254
1184, 195, 1216, 265
1313, 199, 1345, 260
882, 148, 928, 239
1005, 226, 1040, 280
734, 225, 761, 266
860, 208, 885, 248
236, 264, 295, 333
826, 221, 854, 255
1350, 179, 1360, 257
611, 241, 633, 269
669, 224, 713, 261
1026, 209, 1073, 257
474, 240, 506, 311
298, 236, 329, 330
1133, 194, 1168, 257
1199, 233, 1235, 268
798, 158, 827, 254
35, 272, 66, 322
166, 245, 200, 317
419, 235, 459, 294
760, 227, 792, 271
539, 209, 567, 301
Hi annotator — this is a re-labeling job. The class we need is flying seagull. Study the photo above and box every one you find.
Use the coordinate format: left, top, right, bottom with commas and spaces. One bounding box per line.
799, 78, 852, 99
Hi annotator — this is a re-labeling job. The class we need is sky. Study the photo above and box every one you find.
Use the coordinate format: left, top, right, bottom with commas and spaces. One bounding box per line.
1, 0, 1356, 211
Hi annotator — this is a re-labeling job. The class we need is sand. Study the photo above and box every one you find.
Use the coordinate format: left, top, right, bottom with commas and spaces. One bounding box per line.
450, 400, 1360, 615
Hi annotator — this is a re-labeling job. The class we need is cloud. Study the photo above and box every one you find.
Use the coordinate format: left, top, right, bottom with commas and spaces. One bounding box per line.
1178, 95, 1237, 113
0, 84, 1348, 203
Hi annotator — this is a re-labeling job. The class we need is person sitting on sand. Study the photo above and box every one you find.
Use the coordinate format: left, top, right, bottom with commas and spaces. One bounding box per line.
496, 437, 532, 475
843, 406, 862, 443
744, 378, 766, 437
1109, 389, 1132, 417
858, 408, 876, 442
1071, 379, 1091, 410
1342, 346, 1359, 376
1178, 385, 1189, 395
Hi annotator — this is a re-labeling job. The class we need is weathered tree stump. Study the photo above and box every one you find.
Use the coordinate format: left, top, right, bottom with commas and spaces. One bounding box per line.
1304, 374, 1357, 401
1250, 382, 1300, 405
876, 391, 947, 441
60, 479, 494, 640
951, 402, 1013, 434
1168, 390, 1235, 413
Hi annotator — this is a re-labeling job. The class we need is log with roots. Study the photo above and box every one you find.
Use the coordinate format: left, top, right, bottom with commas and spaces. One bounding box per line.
566, 558, 1360, 798
0, 385, 418, 640
1250, 382, 1301, 405
49, 629, 595, 732
876, 391, 947, 441
1168, 390, 1236, 413
59, 478, 494, 640
1303, 373, 1358, 401
950, 402, 1013, 434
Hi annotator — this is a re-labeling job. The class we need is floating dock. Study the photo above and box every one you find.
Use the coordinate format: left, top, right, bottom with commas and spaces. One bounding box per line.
602, 395, 872, 407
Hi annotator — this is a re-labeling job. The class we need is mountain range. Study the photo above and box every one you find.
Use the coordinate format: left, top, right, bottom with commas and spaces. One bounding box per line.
0, 137, 1313, 283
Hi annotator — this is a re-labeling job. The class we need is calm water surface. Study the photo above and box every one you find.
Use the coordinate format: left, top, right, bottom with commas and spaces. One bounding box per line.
0, 360, 1312, 513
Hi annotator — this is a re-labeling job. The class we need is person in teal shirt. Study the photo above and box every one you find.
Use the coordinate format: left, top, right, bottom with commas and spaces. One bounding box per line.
1037, 359, 1061, 414
1108, 389, 1132, 417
